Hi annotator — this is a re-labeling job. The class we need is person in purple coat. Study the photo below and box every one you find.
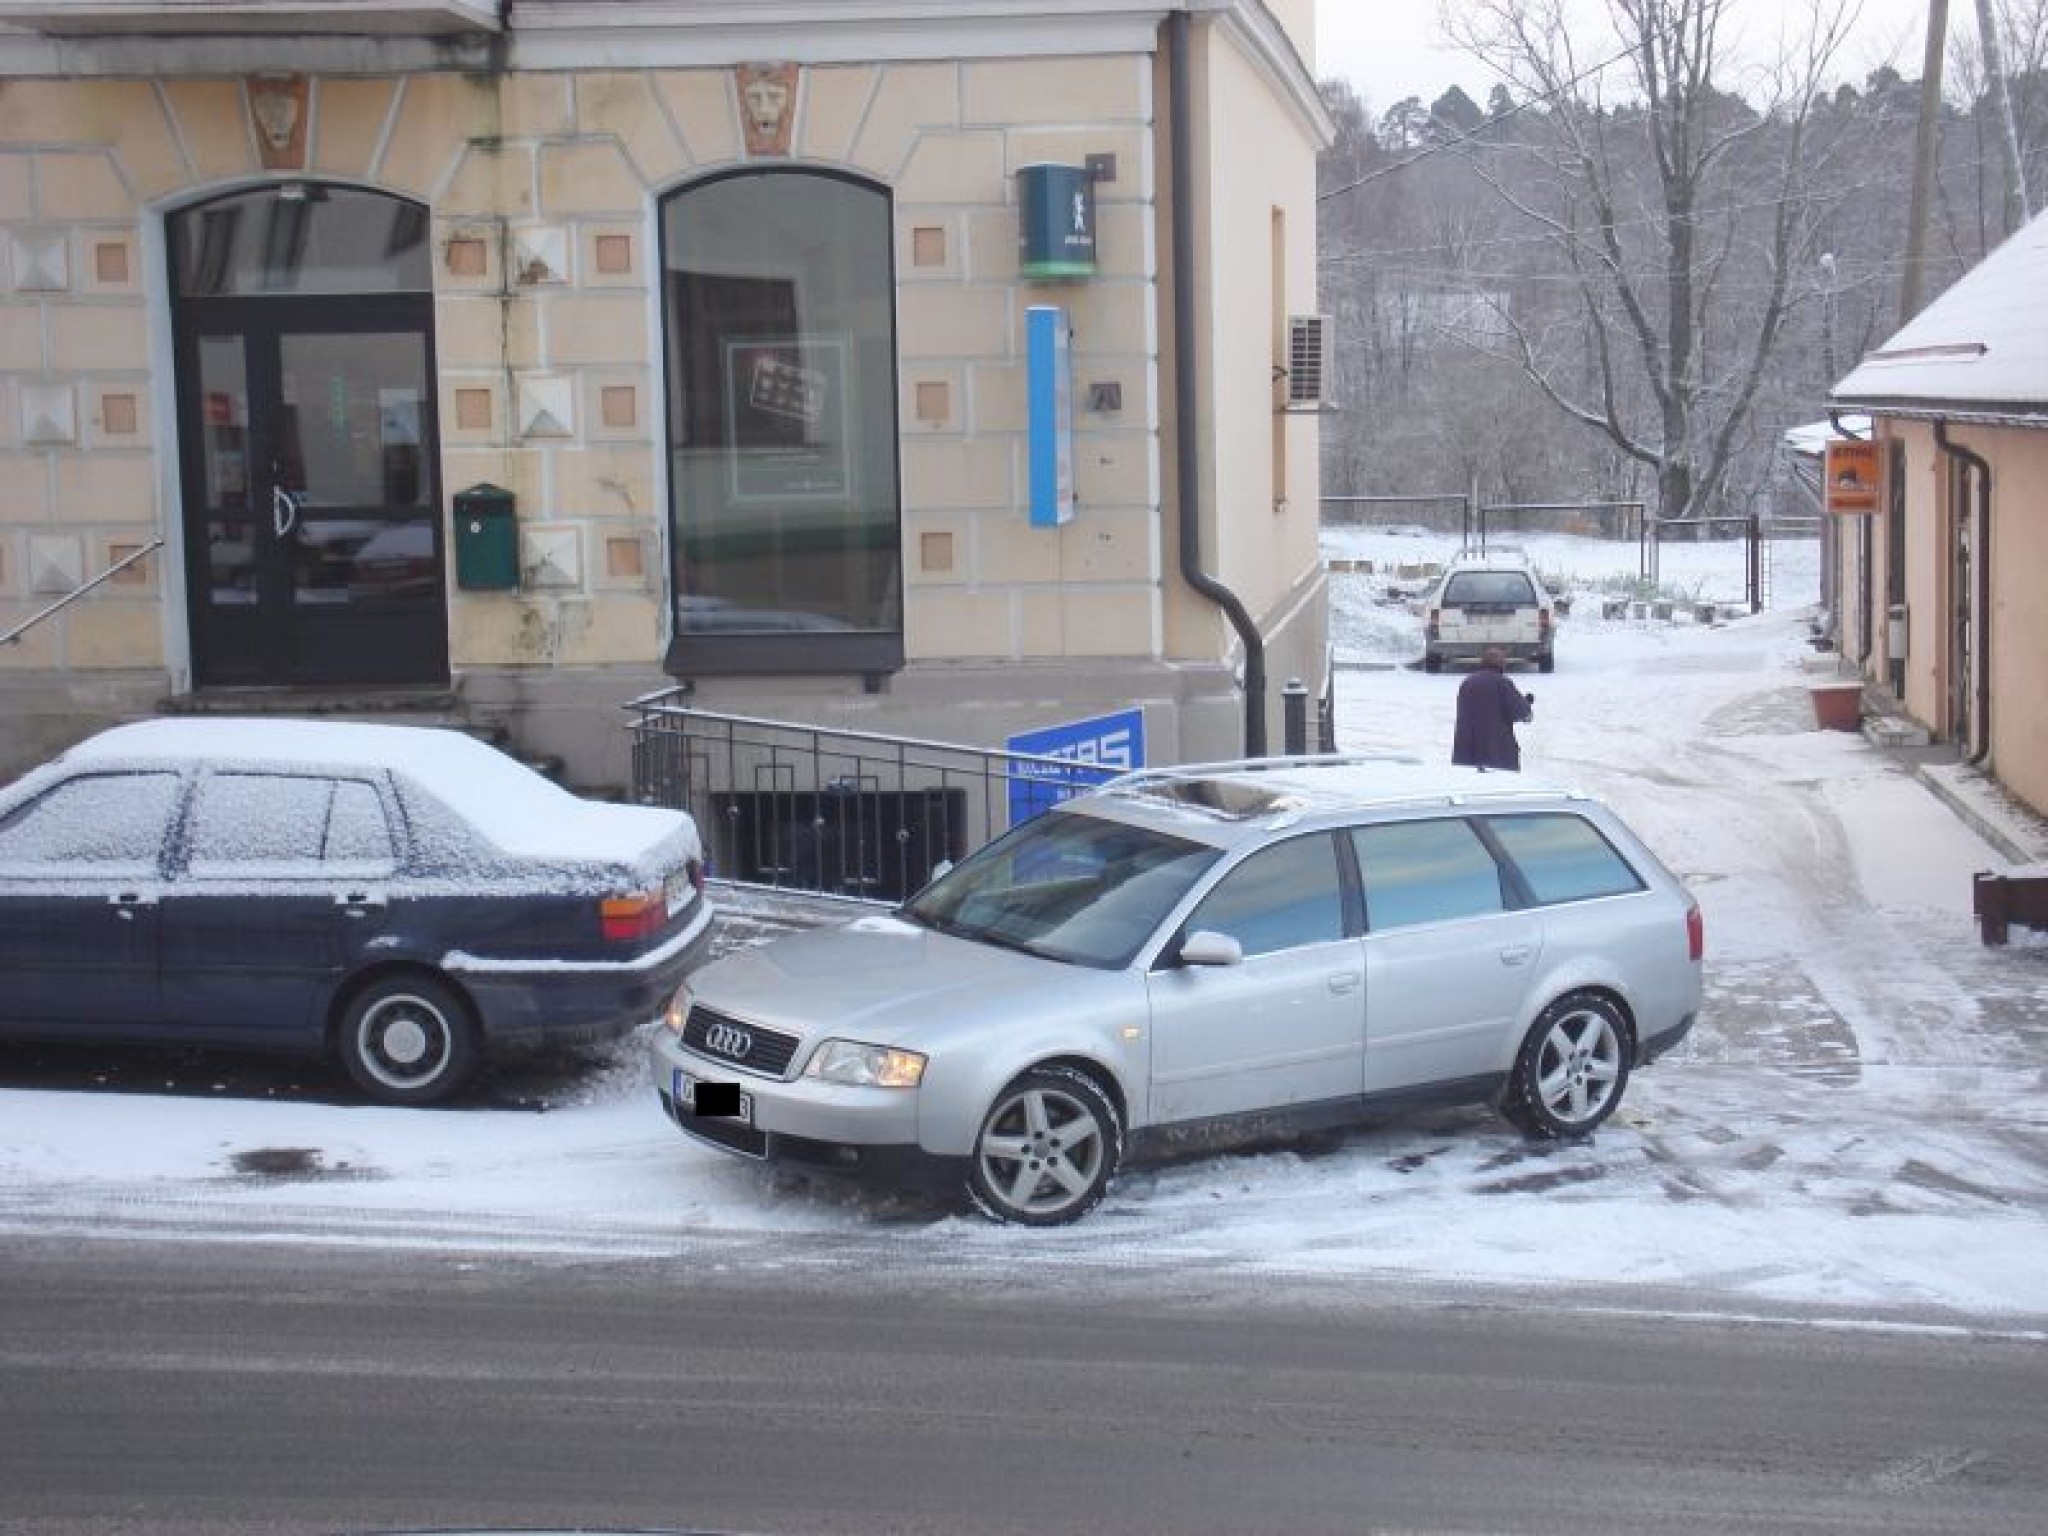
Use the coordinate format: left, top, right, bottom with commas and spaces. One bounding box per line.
1451, 646, 1534, 770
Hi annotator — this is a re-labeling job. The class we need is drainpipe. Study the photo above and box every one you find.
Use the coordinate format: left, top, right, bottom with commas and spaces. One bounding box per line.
1168, 10, 1266, 756
1934, 421, 1993, 765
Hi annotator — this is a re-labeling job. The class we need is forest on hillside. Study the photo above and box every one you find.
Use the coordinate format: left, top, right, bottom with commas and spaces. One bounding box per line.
1315, 0, 2048, 529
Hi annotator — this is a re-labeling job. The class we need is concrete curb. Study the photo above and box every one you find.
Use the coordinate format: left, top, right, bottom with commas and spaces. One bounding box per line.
1898, 758, 2048, 866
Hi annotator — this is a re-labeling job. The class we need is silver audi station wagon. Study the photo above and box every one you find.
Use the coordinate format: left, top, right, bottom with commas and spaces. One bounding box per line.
653, 756, 1702, 1225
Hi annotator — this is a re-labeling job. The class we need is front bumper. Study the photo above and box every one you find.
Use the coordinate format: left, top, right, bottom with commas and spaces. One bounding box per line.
648, 1029, 965, 1192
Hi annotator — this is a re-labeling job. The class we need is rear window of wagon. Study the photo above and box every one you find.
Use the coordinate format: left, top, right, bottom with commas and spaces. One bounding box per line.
1486, 813, 1646, 904
1442, 571, 1539, 606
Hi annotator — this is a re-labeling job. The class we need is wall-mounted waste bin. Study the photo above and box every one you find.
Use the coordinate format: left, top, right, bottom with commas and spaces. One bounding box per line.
453, 483, 518, 591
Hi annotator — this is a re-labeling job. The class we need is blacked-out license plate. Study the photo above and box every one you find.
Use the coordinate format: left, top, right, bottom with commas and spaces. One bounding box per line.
675, 1069, 752, 1124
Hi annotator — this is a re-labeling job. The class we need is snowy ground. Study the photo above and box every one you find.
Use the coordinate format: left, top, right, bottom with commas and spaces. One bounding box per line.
5, 529, 2048, 1327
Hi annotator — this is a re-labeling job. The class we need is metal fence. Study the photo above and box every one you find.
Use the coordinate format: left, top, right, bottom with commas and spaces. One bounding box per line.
625, 687, 1121, 901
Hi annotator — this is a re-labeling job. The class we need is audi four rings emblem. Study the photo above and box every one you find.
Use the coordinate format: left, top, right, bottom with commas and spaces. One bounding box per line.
704, 1022, 753, 1059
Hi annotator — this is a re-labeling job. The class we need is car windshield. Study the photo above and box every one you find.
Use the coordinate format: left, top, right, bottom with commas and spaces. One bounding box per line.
902, 808, 1220, 968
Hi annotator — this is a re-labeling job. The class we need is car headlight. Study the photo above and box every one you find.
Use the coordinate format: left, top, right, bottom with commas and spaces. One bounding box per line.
661, 984, 691, 1035
803, 1039, 927, 1088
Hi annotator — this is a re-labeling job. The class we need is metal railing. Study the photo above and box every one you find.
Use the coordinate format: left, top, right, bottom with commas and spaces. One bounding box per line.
1, 538, 164, 648
625, 688, 1122, 902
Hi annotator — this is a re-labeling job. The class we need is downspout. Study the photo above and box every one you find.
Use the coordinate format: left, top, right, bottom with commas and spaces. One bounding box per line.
1168, 9, 1267, 756
1934, 421, 1993, 766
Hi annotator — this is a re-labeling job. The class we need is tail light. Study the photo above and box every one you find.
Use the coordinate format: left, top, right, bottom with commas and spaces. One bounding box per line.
1425, 608, 1440, 640
600, 889, 665, 944
687, 857, 706, 895
1685, 899, 1704, 962
1539, 608, 1553, 639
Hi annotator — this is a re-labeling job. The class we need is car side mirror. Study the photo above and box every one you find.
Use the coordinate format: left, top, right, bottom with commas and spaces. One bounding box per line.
1178, 929, 1244, 968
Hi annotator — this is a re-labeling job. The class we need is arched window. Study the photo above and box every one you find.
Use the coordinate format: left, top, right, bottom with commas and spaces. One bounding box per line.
660, 170, 903, 676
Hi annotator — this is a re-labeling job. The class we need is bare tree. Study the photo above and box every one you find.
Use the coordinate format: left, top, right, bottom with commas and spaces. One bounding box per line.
1975, 0, 2034, 231
1437, 0, 1861, 523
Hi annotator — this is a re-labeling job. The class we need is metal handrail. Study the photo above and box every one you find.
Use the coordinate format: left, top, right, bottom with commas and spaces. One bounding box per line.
625, 689, 1125, 902
1, 537, 165, 647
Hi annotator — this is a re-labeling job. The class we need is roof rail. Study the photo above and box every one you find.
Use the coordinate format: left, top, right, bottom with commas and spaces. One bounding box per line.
1099, 750, 1420, 792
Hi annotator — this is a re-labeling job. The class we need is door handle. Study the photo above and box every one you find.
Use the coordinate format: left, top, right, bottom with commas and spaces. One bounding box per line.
1499, 943, 1533, 966
272, 483, 302, 538
335, 891, 388, 912
108, 891, 158, 916
1327, 972, 1360, 994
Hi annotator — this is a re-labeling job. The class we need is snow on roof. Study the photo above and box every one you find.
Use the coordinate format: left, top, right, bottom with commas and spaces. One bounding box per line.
1781, 414, 1871, 456
59, 717, 693, 864
1832, 208, 2048, 414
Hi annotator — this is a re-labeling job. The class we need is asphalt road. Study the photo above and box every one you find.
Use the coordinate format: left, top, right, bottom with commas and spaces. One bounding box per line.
2, 1237, 2043, 1536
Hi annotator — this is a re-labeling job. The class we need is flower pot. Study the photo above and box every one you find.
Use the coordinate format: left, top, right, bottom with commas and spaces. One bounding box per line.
1810, 682, 1864, 732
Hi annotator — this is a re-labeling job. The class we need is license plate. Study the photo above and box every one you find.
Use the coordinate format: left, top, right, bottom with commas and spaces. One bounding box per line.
675, 1069, 752, 1125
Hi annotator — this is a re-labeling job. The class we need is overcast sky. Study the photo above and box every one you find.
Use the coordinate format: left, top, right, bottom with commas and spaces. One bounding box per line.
1313, 0, 1947, 113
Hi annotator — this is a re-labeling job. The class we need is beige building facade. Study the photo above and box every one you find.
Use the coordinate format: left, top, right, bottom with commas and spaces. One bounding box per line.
1829, 207, 2048, 822
0, 0, 1332, 790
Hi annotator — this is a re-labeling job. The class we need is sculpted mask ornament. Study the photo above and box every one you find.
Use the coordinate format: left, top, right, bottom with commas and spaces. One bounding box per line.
248, 75, 308, 170
737, 63, 798, 157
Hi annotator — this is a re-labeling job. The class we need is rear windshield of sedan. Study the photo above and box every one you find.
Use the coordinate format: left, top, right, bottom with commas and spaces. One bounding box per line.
903, 809, 1219, 968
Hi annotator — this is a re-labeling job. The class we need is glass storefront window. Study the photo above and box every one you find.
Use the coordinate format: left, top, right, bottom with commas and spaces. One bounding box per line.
660, 170, 904, 674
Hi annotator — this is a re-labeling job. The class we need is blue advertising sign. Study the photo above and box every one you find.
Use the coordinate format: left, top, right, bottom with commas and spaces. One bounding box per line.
1026, 305, 1074, 528
1005, 708, 1145, 825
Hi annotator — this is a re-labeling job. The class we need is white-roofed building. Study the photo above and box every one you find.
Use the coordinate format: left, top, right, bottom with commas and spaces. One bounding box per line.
1829, 209, 2048, 823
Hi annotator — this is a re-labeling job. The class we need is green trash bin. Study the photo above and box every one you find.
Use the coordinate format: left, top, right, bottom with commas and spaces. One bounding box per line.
453, 483, 518, 591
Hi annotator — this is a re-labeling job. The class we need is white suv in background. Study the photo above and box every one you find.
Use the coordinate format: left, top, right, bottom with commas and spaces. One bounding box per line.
1423, 550, 1558, 673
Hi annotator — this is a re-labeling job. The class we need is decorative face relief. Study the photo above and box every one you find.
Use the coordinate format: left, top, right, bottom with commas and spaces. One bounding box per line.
247, 74, 308, 170
736, 63, 798, 157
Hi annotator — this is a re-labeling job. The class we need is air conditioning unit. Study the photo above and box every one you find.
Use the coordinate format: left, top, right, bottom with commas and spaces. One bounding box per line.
1284, 314, 1328, 409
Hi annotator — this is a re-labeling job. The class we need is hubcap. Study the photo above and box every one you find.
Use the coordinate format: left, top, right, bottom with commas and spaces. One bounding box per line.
382, 1016, 431, 1067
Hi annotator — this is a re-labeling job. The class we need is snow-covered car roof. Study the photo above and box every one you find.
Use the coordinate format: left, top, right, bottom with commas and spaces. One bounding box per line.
47, 717, 693, 865
1084, 754, 1586, 841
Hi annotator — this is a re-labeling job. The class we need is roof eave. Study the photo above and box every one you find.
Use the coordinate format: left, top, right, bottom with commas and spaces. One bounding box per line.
1827, 398, 2048, 431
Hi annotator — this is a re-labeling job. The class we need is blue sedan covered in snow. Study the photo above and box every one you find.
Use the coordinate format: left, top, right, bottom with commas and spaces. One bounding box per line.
0, 718, 712, 1104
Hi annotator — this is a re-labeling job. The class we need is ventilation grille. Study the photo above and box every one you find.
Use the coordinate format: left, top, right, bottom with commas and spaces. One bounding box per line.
1286, 315, 1328, 407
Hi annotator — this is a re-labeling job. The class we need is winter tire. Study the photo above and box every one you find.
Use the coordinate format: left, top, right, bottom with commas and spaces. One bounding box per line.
967, 1065, 1122, 1226
1538, 653, 1556, 674
338, 974, 478, 1106
1423, 653, 1444, 674
1501, 992, 1631, 1139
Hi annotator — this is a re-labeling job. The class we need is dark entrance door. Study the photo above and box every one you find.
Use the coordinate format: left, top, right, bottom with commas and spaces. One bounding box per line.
170, 186, 447, 688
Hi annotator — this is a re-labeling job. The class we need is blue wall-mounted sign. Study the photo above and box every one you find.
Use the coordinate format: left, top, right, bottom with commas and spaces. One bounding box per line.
1005, 708, 1145, 825
1026, 305, 1074, 529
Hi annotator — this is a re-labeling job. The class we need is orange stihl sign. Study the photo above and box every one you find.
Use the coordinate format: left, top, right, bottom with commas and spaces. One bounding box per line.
1824, 439, 1886, 515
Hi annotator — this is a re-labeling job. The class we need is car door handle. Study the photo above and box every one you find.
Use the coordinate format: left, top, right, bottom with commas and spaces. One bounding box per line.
108, 891, 158, 915
1499, 944, 1533, 966
1327, 972, 1360, 994
335, 891, 387, 912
